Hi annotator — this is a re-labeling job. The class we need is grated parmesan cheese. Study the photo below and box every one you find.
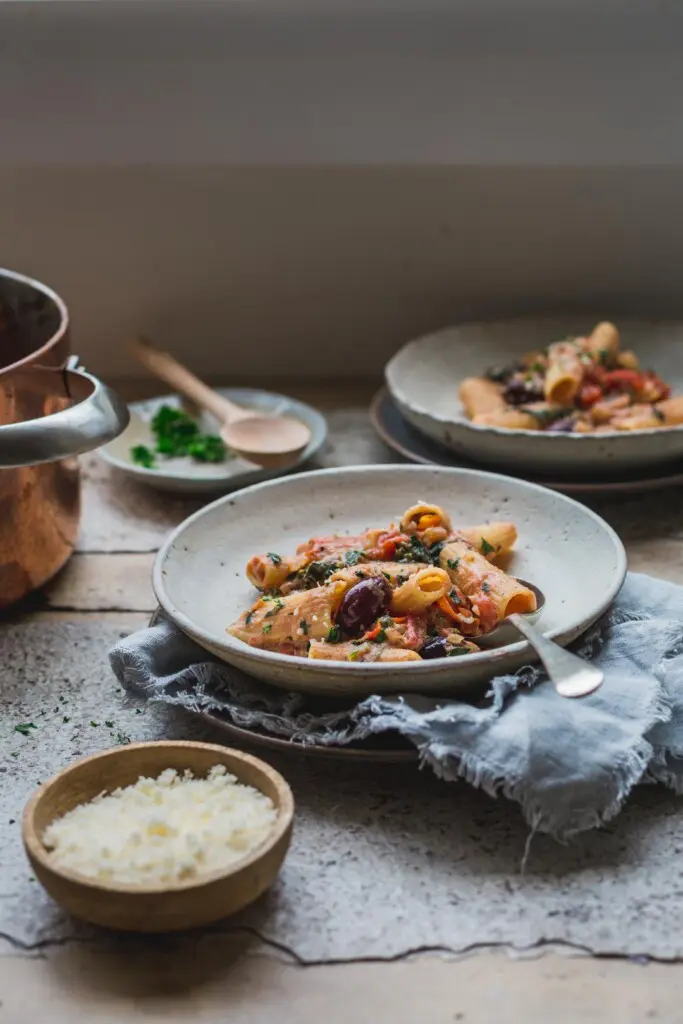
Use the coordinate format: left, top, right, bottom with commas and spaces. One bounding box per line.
42, 765, 277, 887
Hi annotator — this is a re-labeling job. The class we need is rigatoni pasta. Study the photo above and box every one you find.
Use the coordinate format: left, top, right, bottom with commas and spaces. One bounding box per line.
228, 504, 537, 663
459, 321, 676, 434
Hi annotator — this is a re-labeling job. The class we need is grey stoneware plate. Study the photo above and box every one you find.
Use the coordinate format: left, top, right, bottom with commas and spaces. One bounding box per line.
385, 317, 683, 477
198, 712, 417, 763
153, 465, 627, 698
99, 388, 328, 494
370, 387, 683, 495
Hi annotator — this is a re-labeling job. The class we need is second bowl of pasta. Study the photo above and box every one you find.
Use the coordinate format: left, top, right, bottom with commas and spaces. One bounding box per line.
385, 317, 683, 476
153, 465, 626, 696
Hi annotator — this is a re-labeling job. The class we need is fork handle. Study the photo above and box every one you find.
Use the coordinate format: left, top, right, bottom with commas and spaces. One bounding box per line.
507, 613, 603, 698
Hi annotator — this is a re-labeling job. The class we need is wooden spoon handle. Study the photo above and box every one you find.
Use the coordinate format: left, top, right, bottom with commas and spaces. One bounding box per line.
128, 336, 245, 424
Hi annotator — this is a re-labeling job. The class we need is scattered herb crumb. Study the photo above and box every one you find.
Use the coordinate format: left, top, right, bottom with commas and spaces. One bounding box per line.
327, 625, 341, 643
104, 720, 114, 728
262, 624, 273, 634
10, 753, 18, 758
90, 721, 99, 727
62, 716, 71, 724
447, 559, 460, 570
14, 723, 37, 737
299, 619, 309, 636
480, 538, 495, 556
267, 552, 282, 565
116, 732, 131, 745
481, 581, 491, 593
135, 708, 143, 715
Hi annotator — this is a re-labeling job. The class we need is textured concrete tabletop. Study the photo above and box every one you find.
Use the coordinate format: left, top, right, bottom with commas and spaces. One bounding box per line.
2, 383, 683, 1023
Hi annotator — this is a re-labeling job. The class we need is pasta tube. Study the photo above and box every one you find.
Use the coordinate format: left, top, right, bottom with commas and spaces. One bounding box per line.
457, 522, 517, 560
400, 503, 453, 536
656, 396, 683, 426
544, 341, 583, 405
439, 540, 536, 622
472, 409, 540, 430
308, 641, 421, 663
390, 566, 451, 616
229, 580, 347, 650
246, 552, 306, 590
585, 321, 620, 361
459, 377, 507, 419
330, 562, 425, 587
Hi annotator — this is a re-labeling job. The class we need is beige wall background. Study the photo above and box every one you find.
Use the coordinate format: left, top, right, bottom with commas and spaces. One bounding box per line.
3, 167, 683, 381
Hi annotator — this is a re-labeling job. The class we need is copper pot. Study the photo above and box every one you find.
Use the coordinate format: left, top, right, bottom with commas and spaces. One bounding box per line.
0, 270, 128, 608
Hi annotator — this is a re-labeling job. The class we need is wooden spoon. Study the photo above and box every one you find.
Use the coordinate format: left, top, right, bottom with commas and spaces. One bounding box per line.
128, 336, 312, 468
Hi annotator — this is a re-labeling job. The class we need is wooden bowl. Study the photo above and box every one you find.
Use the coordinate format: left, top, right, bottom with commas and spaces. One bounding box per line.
22, 741, 294, 933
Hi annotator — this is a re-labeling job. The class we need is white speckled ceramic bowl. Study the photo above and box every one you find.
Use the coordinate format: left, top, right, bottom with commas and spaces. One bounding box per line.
99, 389, 327, 494
385, 318, 683, 476
153, 465, 627, 697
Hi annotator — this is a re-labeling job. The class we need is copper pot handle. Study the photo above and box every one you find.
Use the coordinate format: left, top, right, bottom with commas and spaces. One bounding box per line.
0, 359, 129, 468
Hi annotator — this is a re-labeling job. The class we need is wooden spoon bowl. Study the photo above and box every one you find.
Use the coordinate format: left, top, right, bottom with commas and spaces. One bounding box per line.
22, 741, 294, 933
128, 336, 312, 468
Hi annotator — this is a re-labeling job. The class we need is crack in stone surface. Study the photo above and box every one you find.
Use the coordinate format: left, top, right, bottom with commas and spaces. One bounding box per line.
0, 926, 678, 968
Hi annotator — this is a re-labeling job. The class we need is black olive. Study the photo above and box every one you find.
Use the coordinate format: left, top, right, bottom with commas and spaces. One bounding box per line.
420, 636, 450, 660
503, 377, 544, 406
336, 577, 392, 638
485, 361, 524, 384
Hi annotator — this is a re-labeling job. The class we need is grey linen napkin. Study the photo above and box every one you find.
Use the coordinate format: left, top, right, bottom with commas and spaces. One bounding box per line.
109, 572, 683, 839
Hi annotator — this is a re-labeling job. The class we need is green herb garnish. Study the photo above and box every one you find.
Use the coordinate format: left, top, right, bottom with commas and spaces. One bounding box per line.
327, 625, 341, 643
264, 599, 285, 617
245, 611, 253, 626
480, 538, 495, 556
185, 434, 226, 462
448, 647, 469, 657
14, 723, 36, 737
344, 550, 364, 566
131, 444, 156, 468
262, 624, 273, 634
130, 404, 229, 470
396, 534, 442, 565
299, 619, 309, 636
299, 560, 338, 588
116, 731, 131, 745
481, 581, 491, 593
447, 558, 460, 571
374, 629, 388, 643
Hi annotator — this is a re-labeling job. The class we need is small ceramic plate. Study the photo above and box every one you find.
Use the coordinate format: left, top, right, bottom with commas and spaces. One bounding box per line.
99, 388, 327, 494
385, 318, 683, 477
153, 465, 627, 697
370, 387, 683, 495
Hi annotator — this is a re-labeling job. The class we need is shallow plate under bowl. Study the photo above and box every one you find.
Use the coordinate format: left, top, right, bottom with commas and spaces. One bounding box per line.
100, 388, 327, 494
153, 465, 627, 697
370, 387, 683, 495
385, 317, 683, 476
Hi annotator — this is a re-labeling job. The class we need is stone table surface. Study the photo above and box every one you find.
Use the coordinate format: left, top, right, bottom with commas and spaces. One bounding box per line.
2, 382, 683, 1023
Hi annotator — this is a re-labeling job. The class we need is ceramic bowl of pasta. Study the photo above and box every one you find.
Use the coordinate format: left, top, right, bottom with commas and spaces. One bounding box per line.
153, 465, 626, 697
385, 318, 683, 475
